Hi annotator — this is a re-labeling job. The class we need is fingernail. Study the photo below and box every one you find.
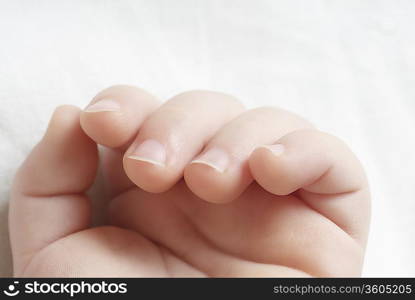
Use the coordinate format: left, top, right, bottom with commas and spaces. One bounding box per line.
84, 99, 120, 113
190, 148, 229, 173
261, 144, 285, 156
127, 139, 166, 166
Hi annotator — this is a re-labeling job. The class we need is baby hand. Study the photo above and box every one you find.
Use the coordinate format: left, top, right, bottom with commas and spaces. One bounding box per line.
9, 86, 370, 277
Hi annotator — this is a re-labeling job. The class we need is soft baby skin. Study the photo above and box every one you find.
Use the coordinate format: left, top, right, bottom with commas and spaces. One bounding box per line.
9, 85, 370, 277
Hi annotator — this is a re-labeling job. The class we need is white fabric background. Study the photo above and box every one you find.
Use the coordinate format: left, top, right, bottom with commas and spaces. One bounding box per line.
0, 0, 414, 277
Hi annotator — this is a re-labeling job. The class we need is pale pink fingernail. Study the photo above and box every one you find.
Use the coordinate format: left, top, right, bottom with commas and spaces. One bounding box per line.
261, 144, 285, 156
190, 148, 230, 173
127, 139, 166, 166
84, 99, 120, 112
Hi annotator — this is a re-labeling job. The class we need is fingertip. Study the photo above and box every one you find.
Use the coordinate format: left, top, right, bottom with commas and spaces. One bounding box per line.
80, 106, 129, 148
184, 163, 245, 204
122, 138, 178, 193
80, 85, 159, 149
47, 105, 81, 135
249, 130, 352, 196
183, 147, 242, 203
123, 156, 175, 193
15, 104, 98, 197
249, 145, 298, 196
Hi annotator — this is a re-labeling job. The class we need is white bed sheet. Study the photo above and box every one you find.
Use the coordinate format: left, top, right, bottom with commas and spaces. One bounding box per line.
0, 0, 414, 276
